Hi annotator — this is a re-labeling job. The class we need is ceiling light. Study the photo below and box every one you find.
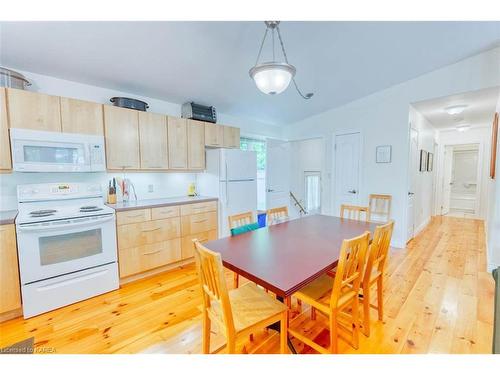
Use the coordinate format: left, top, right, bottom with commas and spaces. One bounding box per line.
445, 105, 467, 115
249, 21, 313, 99
456, 125, 471, 132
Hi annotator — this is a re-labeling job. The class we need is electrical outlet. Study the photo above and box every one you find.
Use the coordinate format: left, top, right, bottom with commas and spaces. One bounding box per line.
148, 184, 154, 193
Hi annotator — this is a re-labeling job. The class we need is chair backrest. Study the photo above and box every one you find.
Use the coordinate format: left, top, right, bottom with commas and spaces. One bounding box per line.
266, 206, 289, 225
193, 240, 235, 335
363, 221, 394, 285
368, 194, 392, 222
330, 231, 370, 308
228, 211, 254, 229
340, 204, 370, 222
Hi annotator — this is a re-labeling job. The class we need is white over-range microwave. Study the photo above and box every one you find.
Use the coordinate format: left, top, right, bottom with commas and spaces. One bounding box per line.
10, 128, 106, 172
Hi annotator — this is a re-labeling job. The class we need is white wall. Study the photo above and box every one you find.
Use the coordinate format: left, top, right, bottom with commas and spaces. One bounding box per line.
0, 67, 284, 210
435, 126, 491, 219
289, 137, 326, 217
409, 106, 438, 234
285, 47, 500, 248
486, 94, 500, 271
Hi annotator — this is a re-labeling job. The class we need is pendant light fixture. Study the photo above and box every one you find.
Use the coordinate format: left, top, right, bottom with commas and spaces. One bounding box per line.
249, 21, 313, 99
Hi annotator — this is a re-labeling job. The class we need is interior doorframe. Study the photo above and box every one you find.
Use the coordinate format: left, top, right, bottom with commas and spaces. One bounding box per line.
434, 140, 484, 218
404, 124, 419, 243
331, 129, 364, 217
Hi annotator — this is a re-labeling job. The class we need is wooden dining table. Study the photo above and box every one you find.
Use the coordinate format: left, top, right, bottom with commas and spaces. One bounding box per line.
203, 214, 379, 353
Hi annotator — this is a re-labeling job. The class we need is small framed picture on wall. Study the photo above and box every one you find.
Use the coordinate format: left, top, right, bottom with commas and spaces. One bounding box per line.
376, 145, 392, 163
427, 152, 434, 172
419, 150, 427, 172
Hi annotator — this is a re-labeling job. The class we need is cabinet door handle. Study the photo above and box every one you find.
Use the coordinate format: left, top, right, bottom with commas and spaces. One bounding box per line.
142, 250, 161, 256
142, 227, 161, 232
127, 213, 144, 218
121, 165, 133, 168
193, 219, 207, 224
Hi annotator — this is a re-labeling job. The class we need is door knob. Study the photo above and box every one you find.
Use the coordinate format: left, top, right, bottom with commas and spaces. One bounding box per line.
408, 192, 415, 196
348, 190, 357, 194
267, 189, 274, 192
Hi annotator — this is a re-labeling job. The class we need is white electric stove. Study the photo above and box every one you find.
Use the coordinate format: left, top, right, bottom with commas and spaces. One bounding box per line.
15, 182, 119, 318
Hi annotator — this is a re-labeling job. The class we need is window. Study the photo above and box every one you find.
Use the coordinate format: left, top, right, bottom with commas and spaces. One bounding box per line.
304, 171, 321, 214
240, 137, 266, 170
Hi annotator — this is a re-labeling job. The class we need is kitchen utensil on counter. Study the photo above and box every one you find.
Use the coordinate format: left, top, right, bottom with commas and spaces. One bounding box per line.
110, 97, 149, 111
122, 178, 137, 202
107, 180, 116, 204
0, 67, 31, 89
187, 182, 197, 196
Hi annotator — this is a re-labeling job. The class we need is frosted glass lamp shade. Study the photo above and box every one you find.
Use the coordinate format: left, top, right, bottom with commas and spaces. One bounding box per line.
249, 62, 296, 95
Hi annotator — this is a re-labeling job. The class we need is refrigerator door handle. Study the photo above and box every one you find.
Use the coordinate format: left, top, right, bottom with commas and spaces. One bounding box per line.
225, 161, 229, 206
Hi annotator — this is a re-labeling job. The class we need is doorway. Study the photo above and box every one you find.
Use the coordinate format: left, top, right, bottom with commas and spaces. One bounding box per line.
441, 143, 480, 217
407, 128, 419, 241
333, 132, 361, 216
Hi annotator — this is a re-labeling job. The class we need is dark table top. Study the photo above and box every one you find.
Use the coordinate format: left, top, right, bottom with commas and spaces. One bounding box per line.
204, 214, 379, 298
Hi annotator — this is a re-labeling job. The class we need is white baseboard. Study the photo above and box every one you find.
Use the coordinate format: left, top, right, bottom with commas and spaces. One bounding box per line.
415, 217, 431, 237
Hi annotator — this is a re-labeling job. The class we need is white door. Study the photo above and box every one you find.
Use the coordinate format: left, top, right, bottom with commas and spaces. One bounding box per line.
407, 128, 418, 241
442, 145, 454, 215
304, 171, 321, 214
266, 139, 291, 210
333, 133, 361, 216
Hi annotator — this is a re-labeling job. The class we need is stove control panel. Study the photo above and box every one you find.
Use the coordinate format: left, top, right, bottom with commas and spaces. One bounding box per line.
18, 183, 103, 201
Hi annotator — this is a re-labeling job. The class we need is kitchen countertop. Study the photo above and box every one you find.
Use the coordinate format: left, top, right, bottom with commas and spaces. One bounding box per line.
106, 196, 218, 212
0, 210, 18, 225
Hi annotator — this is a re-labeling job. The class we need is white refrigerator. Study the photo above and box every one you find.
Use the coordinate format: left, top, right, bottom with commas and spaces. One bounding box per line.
197, 149, 257, 238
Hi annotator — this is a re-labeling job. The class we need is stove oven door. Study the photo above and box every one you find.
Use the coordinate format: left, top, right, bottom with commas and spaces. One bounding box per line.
16, 214, 117, 285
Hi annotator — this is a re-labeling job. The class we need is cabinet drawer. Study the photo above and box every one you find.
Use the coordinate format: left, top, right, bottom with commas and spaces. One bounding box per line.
181, 212, 217, 236
118, 218, 181, 249
116, 209, 151, 226
151, 205, 180, 220
119, 239, 181, 277
180, 201, 217, 216
181, 230, 217, 259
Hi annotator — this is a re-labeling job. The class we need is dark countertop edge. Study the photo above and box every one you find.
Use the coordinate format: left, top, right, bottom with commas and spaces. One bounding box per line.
0, 210, 18, 225
106, 196, 218, 212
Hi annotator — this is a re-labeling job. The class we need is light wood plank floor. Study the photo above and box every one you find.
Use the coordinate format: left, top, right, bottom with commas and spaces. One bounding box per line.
0, 216, 494, 354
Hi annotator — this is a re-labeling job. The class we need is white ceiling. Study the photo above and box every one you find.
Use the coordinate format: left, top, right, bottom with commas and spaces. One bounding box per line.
1, 21, 499, 126
412, 86, 500, 130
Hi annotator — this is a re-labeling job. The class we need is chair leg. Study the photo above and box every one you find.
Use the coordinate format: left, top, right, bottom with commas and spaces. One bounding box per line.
351, 298, 360, 350
377, 277, 384, 321
297, 299, 302, 312
329, 312, 338, 354
280, 310, 288, 354
233, 272, 239, 288
227, 335, 237, 354
311, 306, 316, 320
362, 286, 371, 337
202, 311, 211, 354
285, 296, 291, 309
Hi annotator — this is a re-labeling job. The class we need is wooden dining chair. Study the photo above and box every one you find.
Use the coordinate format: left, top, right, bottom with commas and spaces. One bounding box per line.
266, 206, 289, 225
359, 220, 394, 336
368, 194, 392, 223
228, 211, 257, 288
340, 204, 370, 222
288, 231, 370, 354
228, 211, 254, 230
193, 240, 288, 354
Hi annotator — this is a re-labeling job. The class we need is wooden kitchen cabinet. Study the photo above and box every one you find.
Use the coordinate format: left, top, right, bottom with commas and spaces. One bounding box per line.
167, 116, 188, 169
60, 97, 104, 135
205, 122, 224, 147
7, 88, 62, 132
187, 119, 205, 170
0, 224, 22, 316
103, 105, 140, 170
139, 112, 168, 169
0, 89, 12, 170
223, 125, 240, 148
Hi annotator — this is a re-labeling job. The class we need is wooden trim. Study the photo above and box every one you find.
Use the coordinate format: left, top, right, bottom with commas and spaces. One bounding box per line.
491, 112, 498, 179
0, 308, 22, 323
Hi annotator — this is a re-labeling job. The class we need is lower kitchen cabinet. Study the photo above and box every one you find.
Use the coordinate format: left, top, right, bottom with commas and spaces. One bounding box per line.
115, 200, 218, 281
0, 224, 22, 316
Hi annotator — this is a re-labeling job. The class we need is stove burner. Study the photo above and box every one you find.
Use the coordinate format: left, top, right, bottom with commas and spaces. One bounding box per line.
80, 206, 104, 212
29, 209, 57, 217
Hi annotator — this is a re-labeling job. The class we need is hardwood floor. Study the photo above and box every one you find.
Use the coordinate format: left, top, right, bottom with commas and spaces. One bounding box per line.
0, 216, 494, 354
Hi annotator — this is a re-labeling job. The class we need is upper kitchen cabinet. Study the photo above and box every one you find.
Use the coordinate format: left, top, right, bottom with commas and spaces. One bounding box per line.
139, 112, 168, 170
187, 120, 205, 170
0, 89, 12, 170
103, 105, 140, 170
223, 125, 240, 148
167, 116, 188, 169
7, 88, 61, 132
204, 122, 224, 147
60, 97, 104, 135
